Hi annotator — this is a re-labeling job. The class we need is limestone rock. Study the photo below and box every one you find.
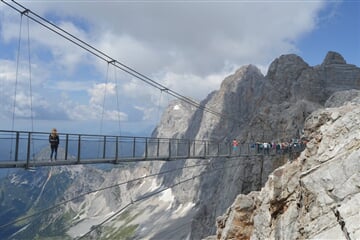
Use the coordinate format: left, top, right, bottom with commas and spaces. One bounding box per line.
214, 97, 360, 240
216, 192, 259, 240
325, 89, 360, 107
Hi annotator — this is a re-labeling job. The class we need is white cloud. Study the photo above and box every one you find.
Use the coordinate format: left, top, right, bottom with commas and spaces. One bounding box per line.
159, 71, 226, 101
57, 83, 128, 121
134, 105, 156, 121
24, 1, 326, 77
52, 80, 94, 92
12, 91, 50, 118
0, 60, 16, 83
12, 92, 34, 118
60, 95, 128, 122
96, 32, 163, 73
88, 82, 116, 105
0, 59, 49, 118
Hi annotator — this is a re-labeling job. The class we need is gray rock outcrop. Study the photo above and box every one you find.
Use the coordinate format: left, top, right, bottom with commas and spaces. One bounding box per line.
213, 92, 360, 239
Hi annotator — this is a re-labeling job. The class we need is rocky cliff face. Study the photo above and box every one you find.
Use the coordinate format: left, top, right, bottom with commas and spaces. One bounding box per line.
151, 51, 360, 239
213, 90, 360, 239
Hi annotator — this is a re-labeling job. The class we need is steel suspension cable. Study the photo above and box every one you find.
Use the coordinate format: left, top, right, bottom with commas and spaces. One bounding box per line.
0, 160, 216, 229
99, 63, 110, 135
0, 156, 249, 233
78, 159, 244, 239
155, 89, 164, 127
113, 66, 122, 135
25, 13, 37, 165
11, 9, 23, 131
26, 13, 34, 134
97, 63, 110, 158
9, 10, 24, 161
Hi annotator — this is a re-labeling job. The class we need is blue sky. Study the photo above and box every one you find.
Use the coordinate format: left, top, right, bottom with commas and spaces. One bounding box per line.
298, 1, 360, 66
0, 0, 359, 136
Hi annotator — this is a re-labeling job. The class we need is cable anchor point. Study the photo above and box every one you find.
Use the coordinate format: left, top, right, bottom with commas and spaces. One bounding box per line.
21, 9, 30, 15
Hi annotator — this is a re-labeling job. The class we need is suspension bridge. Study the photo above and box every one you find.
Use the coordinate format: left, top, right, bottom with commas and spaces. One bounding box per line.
0, 129, 305, 169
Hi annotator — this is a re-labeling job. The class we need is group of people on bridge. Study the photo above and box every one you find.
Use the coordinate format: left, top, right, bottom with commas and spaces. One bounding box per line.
254, 139, 307, 155
231, 138, 307, 155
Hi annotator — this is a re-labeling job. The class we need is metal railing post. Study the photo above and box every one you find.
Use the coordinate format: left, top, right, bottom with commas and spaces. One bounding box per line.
115, 136, 118, 164
133, 137, 136, 158
15, 132, 19, 162
145, 138, 148, 159
203, 140, 206, 158
187, 139, 191, 158
176, 139, 179, 157
25, 132, 31, 169
65, 134, 69, 160
168, 139, 171, 158
77, 135, 81, 164
157, 138, 160, 157
103, 136, 106, 159
229, 142, 232, 156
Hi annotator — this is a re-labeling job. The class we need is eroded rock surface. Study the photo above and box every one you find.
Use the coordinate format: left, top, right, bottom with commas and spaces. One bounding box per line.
214, 95, 360, 239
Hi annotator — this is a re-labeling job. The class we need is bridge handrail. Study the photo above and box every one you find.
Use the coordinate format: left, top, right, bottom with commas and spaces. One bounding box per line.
0, 130, 305, 169
0, 130, 223, 163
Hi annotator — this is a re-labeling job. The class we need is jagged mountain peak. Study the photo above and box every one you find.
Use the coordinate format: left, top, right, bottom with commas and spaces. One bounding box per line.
221, 64, 263, 87
322, 51, 347, 65
266, 53, 309, 82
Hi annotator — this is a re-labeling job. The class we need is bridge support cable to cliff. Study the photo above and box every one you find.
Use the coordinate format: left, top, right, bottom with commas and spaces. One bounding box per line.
1, 0, 242, 126
0, 159, 230, 230
77, 159, 247, 239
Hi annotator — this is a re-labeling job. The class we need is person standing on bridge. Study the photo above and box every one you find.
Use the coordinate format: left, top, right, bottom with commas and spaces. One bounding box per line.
232, 138, 239, 155
49, 128, 60, 161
